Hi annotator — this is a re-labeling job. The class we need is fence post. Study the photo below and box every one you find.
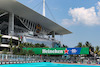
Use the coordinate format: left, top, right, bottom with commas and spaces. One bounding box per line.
2, 54, 4, 61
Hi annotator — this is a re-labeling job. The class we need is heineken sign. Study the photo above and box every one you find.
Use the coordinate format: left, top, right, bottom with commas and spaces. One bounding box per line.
42, 49, 64, 54
31, 48, 66, 55
23, 48, 89, 55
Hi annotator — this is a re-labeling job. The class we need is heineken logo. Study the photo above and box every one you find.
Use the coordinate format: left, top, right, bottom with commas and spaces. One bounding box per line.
42, 49, 64, 54
41, 48, 80, 54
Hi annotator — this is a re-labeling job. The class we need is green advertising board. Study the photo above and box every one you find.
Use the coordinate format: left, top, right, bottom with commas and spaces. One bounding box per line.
23, 47, 89, 55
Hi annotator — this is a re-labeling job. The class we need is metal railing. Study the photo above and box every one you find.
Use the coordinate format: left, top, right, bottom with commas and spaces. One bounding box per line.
0, 54, 42, 65
0, 54, 40, 62
0, 54, 100, 65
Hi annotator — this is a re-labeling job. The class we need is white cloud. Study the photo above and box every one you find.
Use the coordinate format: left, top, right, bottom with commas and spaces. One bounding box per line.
97, 2, 100, 16
62, 1, 100, 27
69, 7, 99, 26
61, 19, 75, 27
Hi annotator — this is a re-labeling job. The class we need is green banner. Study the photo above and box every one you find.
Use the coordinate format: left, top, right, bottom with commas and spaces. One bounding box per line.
23, 48, 66, 55
23, 48, 89, 55
80, 48, 89, 54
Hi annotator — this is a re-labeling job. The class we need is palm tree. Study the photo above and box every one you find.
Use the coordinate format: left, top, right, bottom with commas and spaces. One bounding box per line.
62, 44, 68, 48
76, 42, 83, 47
98, 51, 100, 56
85, 41, 91, 47
96, 46, 99, 51
9, 37, 13, 54
35, 43, 40, 47
40, 43, 45, 47
94, 46, 99, 54
82, 45, 86, 47
0, 34, 2, 46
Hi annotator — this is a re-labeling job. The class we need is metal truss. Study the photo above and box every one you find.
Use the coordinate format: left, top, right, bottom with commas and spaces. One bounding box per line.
0, 10, 8, 17
0, 22, 28, 33
16, 16, 51, 35
0, 10, 52, 36
16, 16, 34, 31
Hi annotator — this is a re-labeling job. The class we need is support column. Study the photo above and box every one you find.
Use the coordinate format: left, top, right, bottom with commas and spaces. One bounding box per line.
8, 13, 14, 35
52, 31, 55, 39
52, 31, 55, 48
33, 24, 35, 36
60, 35, 63, 47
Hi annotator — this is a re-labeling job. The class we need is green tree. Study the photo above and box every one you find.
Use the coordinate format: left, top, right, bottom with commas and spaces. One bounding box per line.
40, 43, 45, 47
11, 42, 49, 55
35, 43, 40, 47
13, 46, 19, 55
82, 45, 86, 47
98, 51, 100, 56
0, 34, 2, 46
96, 46, 99, 51
2, 49, 7, 54
85, 41, 91, 47
19, 49, 28, 55
9, 37, 13, 54
62, 44, 68, 48
27, 50, 34, 56
76, 42, 83, 47
94, 46, 99, 54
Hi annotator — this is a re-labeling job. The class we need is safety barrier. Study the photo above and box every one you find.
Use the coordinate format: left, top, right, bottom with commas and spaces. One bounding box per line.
0, 54, 100, 65
0, 54, 41, 65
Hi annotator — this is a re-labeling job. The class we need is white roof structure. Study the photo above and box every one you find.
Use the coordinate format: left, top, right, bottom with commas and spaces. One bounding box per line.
0, 0, 72, 35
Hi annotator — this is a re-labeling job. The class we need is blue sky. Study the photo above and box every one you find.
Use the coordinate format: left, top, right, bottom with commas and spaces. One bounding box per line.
17, 0, 100, 47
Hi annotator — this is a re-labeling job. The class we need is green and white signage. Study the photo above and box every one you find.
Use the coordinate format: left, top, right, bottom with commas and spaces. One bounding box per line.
23, 48, 89, 55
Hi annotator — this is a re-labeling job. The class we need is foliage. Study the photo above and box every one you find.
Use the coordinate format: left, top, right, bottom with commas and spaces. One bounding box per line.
0, 34, 2, 45
9, 37, 13, 54
76, 41, 93, 48
76, 42, 83, 47
4, 38, 100, 57
98, 51, 100, 56
2, 49, 8, 54
94, 46, 100, 56
75, 41, 100, 56
27, 50, 34, 55
40, 43, 45, 47
85, 41, 91, 47
12, 43, 48, 56
35, 43, 40, 47
62, 44, 68, 48
18, 43, 48, 48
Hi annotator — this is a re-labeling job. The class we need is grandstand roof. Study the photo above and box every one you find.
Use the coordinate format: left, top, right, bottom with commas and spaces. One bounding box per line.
0, 0, 72, 35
